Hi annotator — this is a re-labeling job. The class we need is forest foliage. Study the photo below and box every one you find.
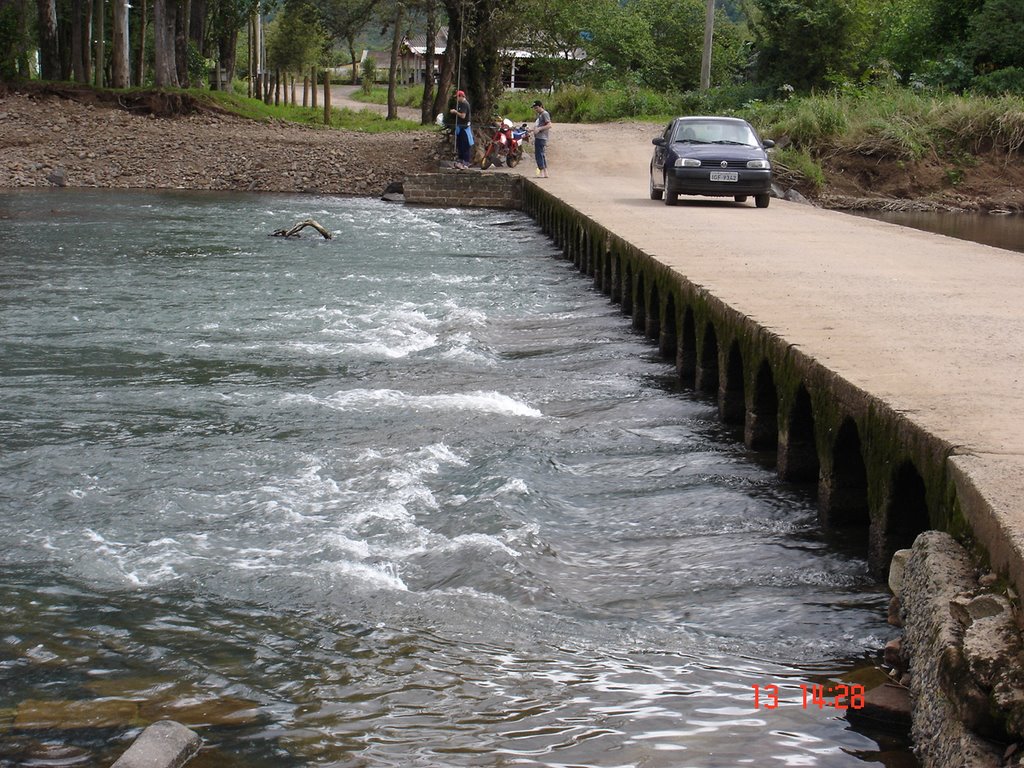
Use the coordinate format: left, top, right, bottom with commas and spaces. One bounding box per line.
2, 0, 1022, 121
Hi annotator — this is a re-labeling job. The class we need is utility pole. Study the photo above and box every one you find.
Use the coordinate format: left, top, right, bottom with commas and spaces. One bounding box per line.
700, 0, 714, 90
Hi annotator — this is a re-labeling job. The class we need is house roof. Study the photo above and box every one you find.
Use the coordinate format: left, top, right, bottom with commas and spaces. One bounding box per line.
404, 27, 450, 55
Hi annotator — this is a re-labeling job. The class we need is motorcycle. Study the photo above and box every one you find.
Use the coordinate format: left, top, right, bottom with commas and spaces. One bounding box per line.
481, 118, 530, 170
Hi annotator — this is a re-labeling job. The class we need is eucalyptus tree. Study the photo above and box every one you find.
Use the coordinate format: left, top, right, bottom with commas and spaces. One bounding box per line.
153, 0, 181, 85
36, 0, 60, 78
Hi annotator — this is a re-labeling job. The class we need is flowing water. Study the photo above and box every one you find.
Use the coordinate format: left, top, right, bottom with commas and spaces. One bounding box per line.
0, 190, 911, 766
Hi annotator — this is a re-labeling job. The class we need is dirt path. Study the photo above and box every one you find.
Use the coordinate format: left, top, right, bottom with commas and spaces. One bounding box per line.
329, 84, 422, 122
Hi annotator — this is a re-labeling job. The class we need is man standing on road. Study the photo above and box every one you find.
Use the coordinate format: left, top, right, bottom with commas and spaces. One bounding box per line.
450, 90, 473, 169
531, 100, 551, 178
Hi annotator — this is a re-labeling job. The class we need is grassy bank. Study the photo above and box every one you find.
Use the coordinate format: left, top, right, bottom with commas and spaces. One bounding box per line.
207, 87, 426, 132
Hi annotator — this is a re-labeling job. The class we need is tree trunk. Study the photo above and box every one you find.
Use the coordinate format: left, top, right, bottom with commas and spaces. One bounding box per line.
249, 11, 259, 97
133, 0, 146, 85
347, 38, 357, 84
152, 0, 178, 86
386, 3, 404, 120
311, 66, 317, 108
447, 0, 501, 124
71, 0, 86, 82
112, 0, 130, 87
218, 27, 237, 89
92, 0, 104, 87
36, 0, 61, 79
174, 0, 189, 87
189, 0, 205, 55
323, 70, 331, 125
420, 0, 436, 125
431, 51, 453, 122
700, 0, 714, 89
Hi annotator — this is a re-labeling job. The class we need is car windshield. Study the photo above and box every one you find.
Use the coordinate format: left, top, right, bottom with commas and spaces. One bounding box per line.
672, 121, 758, 146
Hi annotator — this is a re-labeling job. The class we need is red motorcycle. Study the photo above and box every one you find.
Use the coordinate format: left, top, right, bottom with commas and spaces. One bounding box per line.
481, 118, 530, 170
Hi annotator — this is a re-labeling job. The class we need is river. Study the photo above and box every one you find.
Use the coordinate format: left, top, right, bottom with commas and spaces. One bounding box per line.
0, 190, 912, 766
849, 209, 1023, 254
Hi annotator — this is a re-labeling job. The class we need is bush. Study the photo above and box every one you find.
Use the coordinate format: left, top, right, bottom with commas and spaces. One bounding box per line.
971, 67, 1024, 97
360, 59, 376, 94
771, 147, 826, 189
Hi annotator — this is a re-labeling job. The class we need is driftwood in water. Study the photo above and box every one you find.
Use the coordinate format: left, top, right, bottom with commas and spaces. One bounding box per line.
271, 219, 332, 239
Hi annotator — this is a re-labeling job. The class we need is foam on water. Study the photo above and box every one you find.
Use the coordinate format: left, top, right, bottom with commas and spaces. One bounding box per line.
289, 388, 545, 418
0, 192, 906, 767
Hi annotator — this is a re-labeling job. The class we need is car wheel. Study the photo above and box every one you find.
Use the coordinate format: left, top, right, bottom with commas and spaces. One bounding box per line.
649, 170, 663, 200
664, 175, 678, 206
734, 195, 748, 203
755, 193, 770, 208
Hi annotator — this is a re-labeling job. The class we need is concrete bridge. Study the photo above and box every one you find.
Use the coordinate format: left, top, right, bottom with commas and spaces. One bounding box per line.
407, 121, 1024, 593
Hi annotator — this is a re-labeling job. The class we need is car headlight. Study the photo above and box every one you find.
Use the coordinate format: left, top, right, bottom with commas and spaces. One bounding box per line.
746, 159, 771, 169
674, 157, 701, 167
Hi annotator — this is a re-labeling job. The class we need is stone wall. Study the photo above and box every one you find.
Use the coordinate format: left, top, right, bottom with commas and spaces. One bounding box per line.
403, 172, 523, 209
893, 532, 1024, 766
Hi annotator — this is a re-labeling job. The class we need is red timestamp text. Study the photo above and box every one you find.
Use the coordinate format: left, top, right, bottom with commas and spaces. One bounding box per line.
751, 683, 866, 710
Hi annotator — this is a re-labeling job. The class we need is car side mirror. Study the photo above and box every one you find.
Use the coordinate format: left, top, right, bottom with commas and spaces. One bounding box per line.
652, 137, 666, 147
762, 139, 775, 149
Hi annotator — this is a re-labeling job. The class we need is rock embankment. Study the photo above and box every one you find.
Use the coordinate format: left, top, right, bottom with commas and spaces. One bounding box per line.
0, 90, 437, 195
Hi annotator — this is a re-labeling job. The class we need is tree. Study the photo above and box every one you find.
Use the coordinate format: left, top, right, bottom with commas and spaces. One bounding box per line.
513, 0, 596, 84
0, 0, 33, 79
383, 0, 404, 119
418, 0, 438, 123
316, 0, 378, 84
112, 0, 131, 87
153, 0, 180, 85
266, 0, 326, 82
871, 0, 983, 84
968, 0, 1024, 71
35, 0, 60, 78
752, 0, 870, 90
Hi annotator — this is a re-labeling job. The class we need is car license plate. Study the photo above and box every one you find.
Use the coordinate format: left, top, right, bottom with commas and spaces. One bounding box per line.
709, 171, 738, 182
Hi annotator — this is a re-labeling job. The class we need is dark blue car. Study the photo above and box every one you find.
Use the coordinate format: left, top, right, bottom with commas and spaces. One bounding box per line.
649, 116, 775, 208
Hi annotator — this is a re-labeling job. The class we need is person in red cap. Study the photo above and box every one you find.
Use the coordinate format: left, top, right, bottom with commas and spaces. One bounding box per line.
449, 90, 473, 168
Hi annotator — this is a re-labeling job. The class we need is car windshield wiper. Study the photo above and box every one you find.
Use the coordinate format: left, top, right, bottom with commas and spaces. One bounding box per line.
712, 140, 753, 146
675, 138, 710, 144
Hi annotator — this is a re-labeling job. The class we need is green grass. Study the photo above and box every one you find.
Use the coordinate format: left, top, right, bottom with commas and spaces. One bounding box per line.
204, 87, 426, 132
741, 86, 1024, 161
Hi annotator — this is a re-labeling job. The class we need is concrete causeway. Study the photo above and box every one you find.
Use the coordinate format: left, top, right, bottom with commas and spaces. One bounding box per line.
500, 121, 1024, 590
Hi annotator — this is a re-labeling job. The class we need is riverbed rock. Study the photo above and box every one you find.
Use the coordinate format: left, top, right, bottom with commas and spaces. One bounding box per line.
111, 720, 200, 768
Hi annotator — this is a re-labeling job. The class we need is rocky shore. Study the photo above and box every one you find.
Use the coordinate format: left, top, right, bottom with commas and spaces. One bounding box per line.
0, 88, 436, 195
